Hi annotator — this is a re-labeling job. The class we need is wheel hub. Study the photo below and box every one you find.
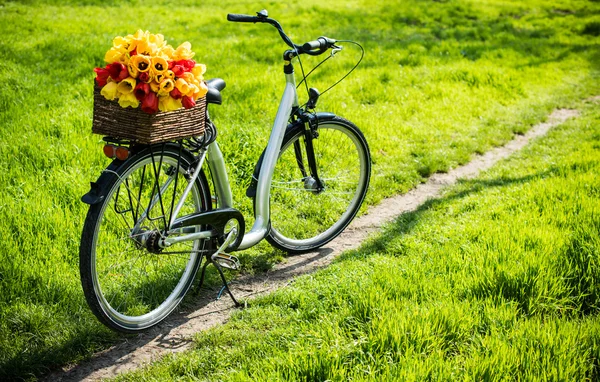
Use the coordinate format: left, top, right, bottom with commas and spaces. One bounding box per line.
304, 176, 324, 194
131, 228, 164, 254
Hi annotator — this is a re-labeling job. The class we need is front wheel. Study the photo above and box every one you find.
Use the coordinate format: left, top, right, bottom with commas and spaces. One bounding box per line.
264, 116, 371, 253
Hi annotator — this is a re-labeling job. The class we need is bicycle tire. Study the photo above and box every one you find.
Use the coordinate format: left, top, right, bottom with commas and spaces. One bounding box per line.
263, 115, 371, 253
80, 144, 211, 333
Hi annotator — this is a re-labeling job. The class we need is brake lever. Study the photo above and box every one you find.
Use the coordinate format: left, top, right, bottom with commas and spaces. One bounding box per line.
331, 44, 343, 57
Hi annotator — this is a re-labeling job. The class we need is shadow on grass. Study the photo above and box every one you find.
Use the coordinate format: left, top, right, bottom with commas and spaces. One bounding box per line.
338, 165, 579, 261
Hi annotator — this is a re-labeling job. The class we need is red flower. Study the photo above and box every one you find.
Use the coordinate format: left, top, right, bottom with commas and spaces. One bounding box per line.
107, 62, 128, 81
168, 60, 175, 70
170, 88, 183, 99
94, 66, 110, 87
141, 92, 159, 114
172, 65, 185, 77
134, 82, 151, 101
138, 72, 150, 83
182, 96, 196, 109
131, 48, 137, 56
174, 59, 195, 72
182, 59, 196, 71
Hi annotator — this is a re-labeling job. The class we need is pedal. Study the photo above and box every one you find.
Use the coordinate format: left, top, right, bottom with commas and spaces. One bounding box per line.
213, 252, 240, 270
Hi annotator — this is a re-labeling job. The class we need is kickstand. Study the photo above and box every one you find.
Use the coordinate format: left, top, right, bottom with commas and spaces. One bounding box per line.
213, 261, 242, 307
195, 230, 243, 307
194, 255, 242, 307
193, 258, 211, 296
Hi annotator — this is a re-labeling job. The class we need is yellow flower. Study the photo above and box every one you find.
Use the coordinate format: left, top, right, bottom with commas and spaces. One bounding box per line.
165, 70, 175, 81
127, 61, 139, 78
136, 39, 158, 57
181, 72, 198, 86
173, 41, 195, 60
112, 36, 133, 52
117, 77, 137, 94
104, 47, 126, 64
126, 29, 148, 53
188, 83, 199, 98
154, 73, 165, 84
118, 92, 139, 109
132, 30, 147, 40
194, 81, 209, 99
150, 56, 168, 77
159, 45, 175, 59
175, 78, 192, 97
158, 79, 175, 96
149, 33, 166, 48
191, 63, 206, 78
100, 82, 119, 101
130, 55, 151, 73
150, 81, 160, 93
158, 95, 182, 112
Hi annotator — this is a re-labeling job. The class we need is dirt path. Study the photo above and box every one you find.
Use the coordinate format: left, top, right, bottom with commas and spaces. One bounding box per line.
46, 108, 580, 381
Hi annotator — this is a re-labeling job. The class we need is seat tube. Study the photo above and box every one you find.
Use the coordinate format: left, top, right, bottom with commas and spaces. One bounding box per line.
238, 62, 299, 250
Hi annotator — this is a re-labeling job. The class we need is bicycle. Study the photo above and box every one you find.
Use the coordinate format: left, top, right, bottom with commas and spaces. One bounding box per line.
79, 10, 371, 333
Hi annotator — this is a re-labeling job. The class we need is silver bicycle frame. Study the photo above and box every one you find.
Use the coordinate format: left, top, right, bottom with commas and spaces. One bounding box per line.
162, 72, 299, 249
208, 72, 299, 250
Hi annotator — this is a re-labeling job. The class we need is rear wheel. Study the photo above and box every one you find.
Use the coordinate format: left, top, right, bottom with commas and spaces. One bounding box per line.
264, 116, 371, 253
80, 144, 211, 332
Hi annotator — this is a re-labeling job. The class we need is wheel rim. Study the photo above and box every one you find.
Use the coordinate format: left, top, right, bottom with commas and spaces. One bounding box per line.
269, 122, 369, 248
90, 154, 205, 329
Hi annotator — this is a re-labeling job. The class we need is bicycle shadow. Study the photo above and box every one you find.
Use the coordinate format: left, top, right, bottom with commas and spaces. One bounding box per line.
45, 246, 334, 381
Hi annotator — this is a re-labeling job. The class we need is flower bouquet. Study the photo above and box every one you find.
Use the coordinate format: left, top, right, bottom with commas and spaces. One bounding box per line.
92, 31, 208, 144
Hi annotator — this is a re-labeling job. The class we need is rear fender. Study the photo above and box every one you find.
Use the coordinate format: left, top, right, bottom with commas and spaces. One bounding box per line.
81, 143, 195, 205
81, 159, 124, 205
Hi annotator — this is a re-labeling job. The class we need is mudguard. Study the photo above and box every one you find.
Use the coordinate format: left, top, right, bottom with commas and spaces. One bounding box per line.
81, 143, 197, 205
81, 159, 124, 205
246, 112, 336, 198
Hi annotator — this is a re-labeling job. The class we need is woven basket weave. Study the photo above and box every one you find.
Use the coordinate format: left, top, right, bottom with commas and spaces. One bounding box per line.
92, 86, 206, 144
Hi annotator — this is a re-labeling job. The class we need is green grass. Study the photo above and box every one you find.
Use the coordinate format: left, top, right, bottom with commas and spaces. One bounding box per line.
113, 97, 600, 381
0, 0, 599, 379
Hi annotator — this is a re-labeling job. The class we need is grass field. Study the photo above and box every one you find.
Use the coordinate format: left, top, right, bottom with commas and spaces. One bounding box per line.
114, 97, 600, 381
0, 0, 599, 379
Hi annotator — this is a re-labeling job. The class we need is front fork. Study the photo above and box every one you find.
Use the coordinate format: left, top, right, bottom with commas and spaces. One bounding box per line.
298, 119, 324, 193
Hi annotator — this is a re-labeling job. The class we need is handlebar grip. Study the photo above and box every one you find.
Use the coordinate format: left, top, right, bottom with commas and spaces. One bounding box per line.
302, 36, 337, 52
303, 39, 325, 51
227, 13, 260, 22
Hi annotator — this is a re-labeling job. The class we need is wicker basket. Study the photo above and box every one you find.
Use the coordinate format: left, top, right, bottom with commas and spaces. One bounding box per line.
92, 86, 206, 144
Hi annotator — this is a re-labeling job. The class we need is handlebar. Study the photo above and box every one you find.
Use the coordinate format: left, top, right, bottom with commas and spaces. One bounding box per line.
227, 10, 338, 56
227, 13, 262, 23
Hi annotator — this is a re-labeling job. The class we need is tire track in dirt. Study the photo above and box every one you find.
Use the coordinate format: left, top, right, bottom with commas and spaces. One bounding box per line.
47, 107, 581, 381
